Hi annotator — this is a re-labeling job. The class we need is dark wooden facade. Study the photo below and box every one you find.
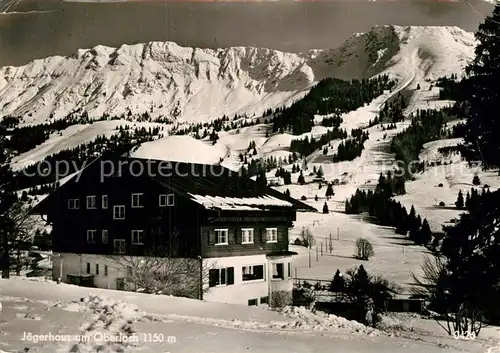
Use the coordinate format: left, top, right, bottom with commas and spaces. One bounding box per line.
32, 156, 307, 259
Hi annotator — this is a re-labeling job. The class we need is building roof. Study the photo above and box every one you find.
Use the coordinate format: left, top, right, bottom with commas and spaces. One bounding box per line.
31, 155, 316, 214
142, 157, 316, 212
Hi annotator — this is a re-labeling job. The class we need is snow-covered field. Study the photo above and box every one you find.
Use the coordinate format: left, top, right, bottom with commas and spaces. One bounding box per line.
1, 278, 499, 353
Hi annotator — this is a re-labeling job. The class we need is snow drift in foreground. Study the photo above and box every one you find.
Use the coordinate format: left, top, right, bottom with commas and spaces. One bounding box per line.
2, 278, 499, 353
0, 25, 475, 125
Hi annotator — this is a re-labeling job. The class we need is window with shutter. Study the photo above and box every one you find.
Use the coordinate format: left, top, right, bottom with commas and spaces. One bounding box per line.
242, 264, 265, 281
227, 267, 234, 285
209, 269, 218, 287
209, 268, 232, 287
214, 229, 228, 245
266, 228, 278, 243
241, 228, 254, 244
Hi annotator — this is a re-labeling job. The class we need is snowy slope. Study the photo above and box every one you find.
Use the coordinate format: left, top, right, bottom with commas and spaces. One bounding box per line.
1, 278, 499, 353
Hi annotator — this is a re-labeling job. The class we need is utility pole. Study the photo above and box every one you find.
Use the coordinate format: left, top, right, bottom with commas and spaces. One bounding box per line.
321, 242, 323, 256
337, 226, 340, 240
308, 247, 311, 268
316, 246, 319, 262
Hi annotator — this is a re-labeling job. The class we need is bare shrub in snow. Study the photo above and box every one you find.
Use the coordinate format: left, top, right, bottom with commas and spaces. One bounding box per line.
0, 201, 38, 278
271, 290, 292, 308
107, 229, 214, 299
298, 227, 315, 248
354, 238, 374, 260
109, 255, 209, 299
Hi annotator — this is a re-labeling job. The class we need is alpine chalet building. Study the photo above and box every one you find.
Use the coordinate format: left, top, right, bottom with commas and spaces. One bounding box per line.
31, 156, 314, 307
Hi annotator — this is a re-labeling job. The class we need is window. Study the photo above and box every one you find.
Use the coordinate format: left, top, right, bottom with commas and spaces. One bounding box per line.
131, 230, 144, 245
131, 193, 143, 208
248, 299, 258, 306
242, 265, 265, 281
86, 262, 90, 274
167, 193, 175, 206
113, 205, 125, 220
260, 297, 268, 305
102, 195, 108, 209
113, 239, 126, 254
215, 229, 228, 245
87, 230, 96, 244
68, 199, 80, 209
241, 228, 254, 244
95, 264, 99, 275
272, 263, 285, 280
86, 195, 96, 209
104, 265, 108, 276
208, 267, 234, 287
266, 228, 278, 243
102, 230, 108, 244
159, 194, 167, 207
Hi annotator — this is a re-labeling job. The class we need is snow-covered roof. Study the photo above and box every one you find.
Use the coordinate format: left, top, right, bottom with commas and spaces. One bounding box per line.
188, 194, 294, 210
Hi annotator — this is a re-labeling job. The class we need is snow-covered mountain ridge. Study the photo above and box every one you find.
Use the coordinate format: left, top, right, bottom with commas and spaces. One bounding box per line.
0, 25, 475, 125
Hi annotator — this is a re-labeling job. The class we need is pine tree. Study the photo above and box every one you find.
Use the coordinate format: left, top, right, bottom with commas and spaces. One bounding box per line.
284, 189, 291, 197
256, 169, 267, 188
455, 190, 464, 210
297, 171, 305, 185
463, 5, 500, 169
317, 166, 324, 178
352, 265, 371, 298
330, 269, 345, 292
325, 183, 335, 200
472, 174, 481, 185
322, 202, 329, 214
420, 219, 432, 245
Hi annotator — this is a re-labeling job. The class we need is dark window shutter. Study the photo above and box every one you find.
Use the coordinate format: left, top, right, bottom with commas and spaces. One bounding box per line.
277, 228, 284, 242
227, 267, 234, 285
209, 269, 218, 287
228, 229, 236, 244
235, 228, 241, 244
259, 229, 265, 243
208, 229, 216, 245
221, 268, 226, 284
255, 265, 264, 279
